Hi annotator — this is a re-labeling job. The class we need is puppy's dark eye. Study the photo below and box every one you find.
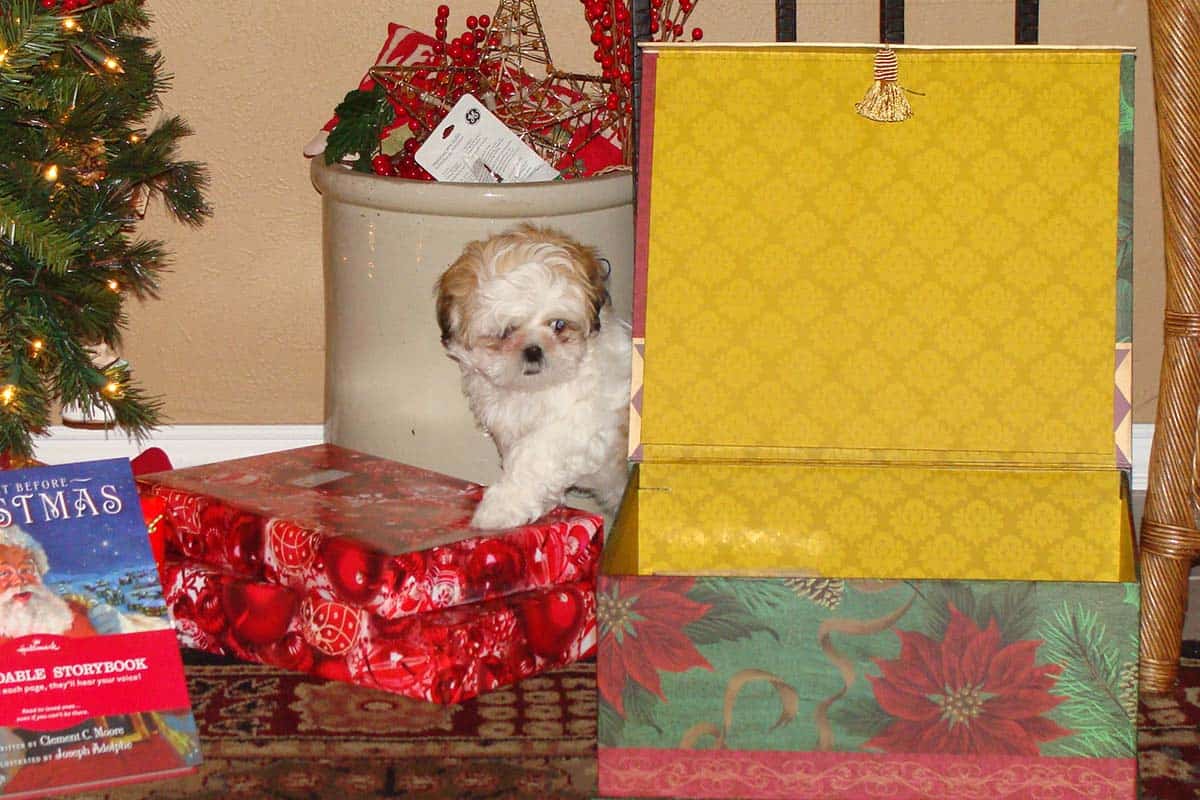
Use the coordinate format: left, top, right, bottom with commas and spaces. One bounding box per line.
550, 319, 567, 333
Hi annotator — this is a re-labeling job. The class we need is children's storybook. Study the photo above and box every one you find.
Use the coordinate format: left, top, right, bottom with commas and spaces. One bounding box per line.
0, 458, 199, 799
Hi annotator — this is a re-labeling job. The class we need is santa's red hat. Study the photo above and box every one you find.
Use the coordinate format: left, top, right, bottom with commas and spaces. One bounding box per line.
0, 525, 50, 576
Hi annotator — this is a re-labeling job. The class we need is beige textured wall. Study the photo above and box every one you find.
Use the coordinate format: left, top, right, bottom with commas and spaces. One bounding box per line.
127, 0, 1161, 425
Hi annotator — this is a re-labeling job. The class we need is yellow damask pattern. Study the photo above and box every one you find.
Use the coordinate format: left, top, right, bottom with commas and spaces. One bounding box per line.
631, 461, 1125, 582
619, 47, 1130, 581
640, 47, 1123, 467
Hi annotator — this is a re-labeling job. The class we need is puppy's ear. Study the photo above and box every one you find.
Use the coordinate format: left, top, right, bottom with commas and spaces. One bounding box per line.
589, 289, 609, 333
434, 278, 457, 346
434, 250, 479, 346
568, 242, 611, 333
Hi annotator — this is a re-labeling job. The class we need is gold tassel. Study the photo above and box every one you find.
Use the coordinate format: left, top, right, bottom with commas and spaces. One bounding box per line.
855, 47, 912, 123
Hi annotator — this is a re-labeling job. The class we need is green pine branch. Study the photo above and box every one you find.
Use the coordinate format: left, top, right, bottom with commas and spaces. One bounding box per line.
828, 695, 891, 742
976, 582, 1039, 644
0, 0, 206, 458
0, 342, 51, 460
1038, 603, 1135, 758
598, 697, 624, 747
108, 116, 212, 225
686, 580, 781, 644
707, 577, 801, 614
90, 237, 167, 299
89, 1, 152, 35
0, 2, 64, 102
154, 160, 211, 225
621, 681, 663, 734
0, 191, 80, 270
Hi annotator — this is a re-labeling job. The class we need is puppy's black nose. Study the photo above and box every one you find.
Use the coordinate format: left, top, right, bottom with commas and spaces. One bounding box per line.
523, 345, 543, 364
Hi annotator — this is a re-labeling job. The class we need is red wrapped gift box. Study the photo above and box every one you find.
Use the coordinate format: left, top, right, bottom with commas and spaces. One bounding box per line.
162, 560, 595, 703
138, 445, 603, 702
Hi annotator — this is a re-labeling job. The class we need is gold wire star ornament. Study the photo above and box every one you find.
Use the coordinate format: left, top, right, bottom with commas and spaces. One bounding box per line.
480, 0, 555, 81
370, 64, 484, 137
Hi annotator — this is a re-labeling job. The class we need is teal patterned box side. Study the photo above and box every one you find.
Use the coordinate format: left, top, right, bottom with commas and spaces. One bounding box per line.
599, 575, 1138, 759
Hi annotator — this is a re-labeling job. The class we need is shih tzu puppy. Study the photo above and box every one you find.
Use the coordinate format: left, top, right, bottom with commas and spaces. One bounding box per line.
436, 224, 631, 529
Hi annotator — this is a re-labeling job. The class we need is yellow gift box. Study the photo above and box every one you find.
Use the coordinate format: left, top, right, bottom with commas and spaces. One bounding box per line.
612, 44, 1134, 583
600, 44, 1138, 800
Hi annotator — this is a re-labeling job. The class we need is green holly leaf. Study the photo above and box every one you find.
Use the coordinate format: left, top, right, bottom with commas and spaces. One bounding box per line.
324, 85, 395, 172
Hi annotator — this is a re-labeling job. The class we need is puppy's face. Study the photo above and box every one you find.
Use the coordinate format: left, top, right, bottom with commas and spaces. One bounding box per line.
436, 226, 608, 392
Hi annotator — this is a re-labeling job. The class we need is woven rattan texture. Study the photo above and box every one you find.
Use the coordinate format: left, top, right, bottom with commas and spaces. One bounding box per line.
1140, 0, 1200, 692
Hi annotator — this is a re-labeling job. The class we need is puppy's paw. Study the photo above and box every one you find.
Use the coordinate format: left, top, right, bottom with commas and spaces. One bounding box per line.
471, 486, 544, 529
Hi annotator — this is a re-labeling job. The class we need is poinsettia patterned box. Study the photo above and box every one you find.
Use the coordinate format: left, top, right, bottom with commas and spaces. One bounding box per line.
137, 444, 602, 702
598, 45, 1139, 799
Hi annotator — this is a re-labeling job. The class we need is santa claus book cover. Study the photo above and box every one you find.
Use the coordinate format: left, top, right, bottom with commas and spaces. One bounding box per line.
0, 458, 199, 799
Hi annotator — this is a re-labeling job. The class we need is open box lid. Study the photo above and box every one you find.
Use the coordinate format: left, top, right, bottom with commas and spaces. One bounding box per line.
630, 44, 1134, 471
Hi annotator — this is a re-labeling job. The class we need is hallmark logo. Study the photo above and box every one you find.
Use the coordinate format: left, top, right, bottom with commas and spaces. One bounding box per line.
16, 639, 60, 655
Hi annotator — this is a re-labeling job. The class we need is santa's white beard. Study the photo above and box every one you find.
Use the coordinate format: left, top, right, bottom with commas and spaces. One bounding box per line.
0, 584, 74, 638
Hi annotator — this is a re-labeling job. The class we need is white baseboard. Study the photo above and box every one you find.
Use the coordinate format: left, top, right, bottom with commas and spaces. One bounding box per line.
32, 424, 325, 469
31, 422, 1156, 487
1132, 422, 1151, 491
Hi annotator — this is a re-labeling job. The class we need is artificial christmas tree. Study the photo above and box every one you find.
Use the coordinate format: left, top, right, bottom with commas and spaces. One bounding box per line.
0, 0, 210, 461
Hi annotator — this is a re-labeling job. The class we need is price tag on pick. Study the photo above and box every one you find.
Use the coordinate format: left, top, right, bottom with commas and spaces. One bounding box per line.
416, 94, 560, 183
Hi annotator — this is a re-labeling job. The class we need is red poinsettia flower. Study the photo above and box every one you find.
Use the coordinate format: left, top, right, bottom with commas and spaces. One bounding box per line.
596, 576, 713, 716
866, 604, 1072, 756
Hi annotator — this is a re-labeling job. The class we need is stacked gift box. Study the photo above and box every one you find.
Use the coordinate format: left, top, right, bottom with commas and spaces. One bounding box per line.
139, 444, 601, 704
597, 44, 1140, 799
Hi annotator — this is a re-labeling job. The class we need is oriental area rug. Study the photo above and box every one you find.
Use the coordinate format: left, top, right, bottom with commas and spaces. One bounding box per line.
83, 652, 596, 799
78, 650, 1200, 799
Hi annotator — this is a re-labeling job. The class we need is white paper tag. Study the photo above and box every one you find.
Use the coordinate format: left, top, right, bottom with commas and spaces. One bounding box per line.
416, 94, 560, 183
289, 469, 353, 488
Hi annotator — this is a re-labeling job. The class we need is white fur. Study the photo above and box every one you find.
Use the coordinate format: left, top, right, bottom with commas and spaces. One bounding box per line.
440, 240, 632, 529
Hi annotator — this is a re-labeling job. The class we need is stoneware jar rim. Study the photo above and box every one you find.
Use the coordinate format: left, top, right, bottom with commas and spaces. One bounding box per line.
310, 159, 633, 218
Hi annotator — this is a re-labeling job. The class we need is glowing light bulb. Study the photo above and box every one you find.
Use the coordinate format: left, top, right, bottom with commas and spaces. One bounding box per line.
106, 279, 120, 292
129, 133, 140, 143
0, 386, 14, 406
62, 18, 77, 31
43, 164, 58, 182
103, 57, 121, 72
30, 339, 44, 356
103, 381, 121, 397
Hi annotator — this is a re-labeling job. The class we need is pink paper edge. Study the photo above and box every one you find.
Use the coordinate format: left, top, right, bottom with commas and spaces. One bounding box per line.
598, 748, 1136, 800
632, 51, 656, 340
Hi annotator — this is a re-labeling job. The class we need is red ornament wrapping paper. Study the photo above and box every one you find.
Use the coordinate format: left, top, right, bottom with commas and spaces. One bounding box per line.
162, 559, 595, 704
136, 445, 603, 702
137, 445, 603, 618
